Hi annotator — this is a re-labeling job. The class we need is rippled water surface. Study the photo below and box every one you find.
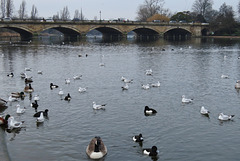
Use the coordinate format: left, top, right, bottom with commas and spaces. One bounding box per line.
1, 38, 240, 161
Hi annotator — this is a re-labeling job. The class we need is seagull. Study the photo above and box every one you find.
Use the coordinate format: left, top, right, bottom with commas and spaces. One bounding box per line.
58, 89, 64, 96
33, 95, 40, 101
93, 102, 106, 110
200, 106, 210, 116
78, 87, 87, 93
221, 74, 229, 79
121, 83, 129, 90
65, 78, 71, 84
145, 69, 153, 75
8, 116, 23, 130
144, 106, 157, 115
218, 113, 234, 121
133, 133, 144, 142
121, 76, 126, 81
73, 75, 82, 80
16, 104, 26, 114
143, 146, 158, 156
36, 112, 44, 123
151, 81, 160, 87
142, 84, 150, 90
182, 95, 193, 103
8, 95, 18, 102
123, 78, 133, 83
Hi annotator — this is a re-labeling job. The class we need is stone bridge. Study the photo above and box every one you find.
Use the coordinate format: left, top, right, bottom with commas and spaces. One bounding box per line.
0, 20, 209, 40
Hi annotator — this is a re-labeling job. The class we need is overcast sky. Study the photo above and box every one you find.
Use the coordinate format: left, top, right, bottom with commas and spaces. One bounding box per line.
13, 0, 239, 20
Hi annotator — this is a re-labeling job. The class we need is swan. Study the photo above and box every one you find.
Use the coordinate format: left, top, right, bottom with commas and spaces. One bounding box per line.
93, 102, 106, 110
143, 146, 158, 156
86, 136, 107, 159
218, 113, 234, 121
133, 133, 144, 142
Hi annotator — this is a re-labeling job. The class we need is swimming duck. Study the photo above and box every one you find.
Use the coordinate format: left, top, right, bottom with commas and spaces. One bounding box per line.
31, 100, 38, 110
218, 113, 234, 121
144, 106, 157, 115
182, 95, 193, 103
133, 133, 144, 142
78, 87, 87, 93
24, 84, 34, 93
8, 116, 23, 130
151, 81, 160, 87
37, 71, 43, 74
0, 98, 8, 107
7, 73, 14, 77
73, 75, 82, 80
20, 72, 27, 79
50, 83, 59, 90
33, 109, 49, 117
221, 74, 229, 79
11, 92, 25, 99
0, 114, 10, 126
86, 136, 107, 159
200, 106, 210, 116
93, 102, 106, 110
64, 93, 71, 101
25, 77, 33, 83
235, 80, 240, 89
16, 104, 26, 114
25, 67, 32, 71
36, 112, 44, 123
143, 146, 158, 156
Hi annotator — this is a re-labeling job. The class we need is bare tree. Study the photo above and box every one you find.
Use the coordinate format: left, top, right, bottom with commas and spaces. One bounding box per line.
53, 12, 60, 20
18, 0, 27, 19
136, 0, 166, 21
60, 6, 70, 20
1, 0, 5, 18
74, 9, 85, 20
192, 0, 213, 20
238, 1, 240, 16
6, 0, 13, 17
30, 5, 38, 19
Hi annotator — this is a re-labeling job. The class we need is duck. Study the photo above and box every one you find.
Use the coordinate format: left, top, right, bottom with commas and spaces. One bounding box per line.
7, 72, 14, 77
121, 76, 126, 81
24, 83, 34, 93
142, 84, 150, 90
25, 67, 32, 71
58, 89, 64, 96
218, 113, 234, 121
144, 106, 157, 115
124, 78, 133, 83
78, 87, 87, 93
143, 146, 158, 156
50, 83, 59, 90
11, 92, 25, 99
93, 102, 106, 110
20, 72, 27, 79
8, 95, 18, 102
151, 81, 160, 87
37, 71, 43, 74
73, 75, 82, 80
7, 116, 23, 130
182, 95, 193, 103
36, 112, 44, 123
33, 109, 49, 117
221, 74, 229, 79
200, 106, 210, 116
235, 80, 240, 89
31, 100, 38, 110
64, 93, 71, 101
0, 98, 8, 107
16, 104, 26, 114
86, 136, 107, 159
33, 95, 40, 101
121, 83, 129, 90
65, 78, 71, 84
133, 133, 144, 142
25, 77, 33, 83
145, 69, 153, 75
0, 114, 10, 126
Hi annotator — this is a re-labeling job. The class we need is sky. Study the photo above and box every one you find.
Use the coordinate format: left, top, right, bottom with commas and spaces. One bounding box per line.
12, 0, 239, 20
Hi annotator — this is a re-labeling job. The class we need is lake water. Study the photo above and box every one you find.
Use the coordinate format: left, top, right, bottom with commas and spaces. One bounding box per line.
1, 37, 240, 161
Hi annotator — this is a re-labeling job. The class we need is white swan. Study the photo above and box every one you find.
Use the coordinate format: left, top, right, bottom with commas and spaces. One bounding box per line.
93, 102, 106, 110
218, 113, 234, 121
86, 136, 107, 159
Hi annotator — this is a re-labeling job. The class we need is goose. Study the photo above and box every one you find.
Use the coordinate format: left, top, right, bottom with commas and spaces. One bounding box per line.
182, 95, 193, 103
73, 75, 82, 80
133, 133, 144, 142
151, 81, 160, 87
218, 113, 234, 121
142, 84, 150, 90
64, 93, 71, 101
121, 83, 129, 90
143, 146, 158, 156
221, 74, 229, 79
31, 100, 38, 110
86, 136, 107, 159
11, 92, 25, 99
50, 83, 59, 90
145, 69, 153, 75
16, 104, 26, 114
33, 95, 40, 101
65, 78, 71, 84
33, 109, 49, 117
36, 112, 44, 123
8, 116, 23, 130
58, 89, 64, 96
200, 106, 210, 116
7, 72, 14, 77
78, 87, 87, 93
144, 106, 157, 115
0, 114, 10, 126
93, 102, 106, 110
24, 84, 34, 93
235, 80, 240, 89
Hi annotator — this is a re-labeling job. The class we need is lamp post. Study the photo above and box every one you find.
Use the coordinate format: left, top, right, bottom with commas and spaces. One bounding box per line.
100, 11, 101, 22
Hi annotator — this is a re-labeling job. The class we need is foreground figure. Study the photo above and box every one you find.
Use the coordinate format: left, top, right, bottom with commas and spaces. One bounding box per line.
86, 136, 107, 159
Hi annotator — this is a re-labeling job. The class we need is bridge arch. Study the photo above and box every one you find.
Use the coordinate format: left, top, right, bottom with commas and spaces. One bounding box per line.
164, 27, 192, 40
89, 26, 123, 40
0, 26, 33, 40
131, 27, 160, 40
